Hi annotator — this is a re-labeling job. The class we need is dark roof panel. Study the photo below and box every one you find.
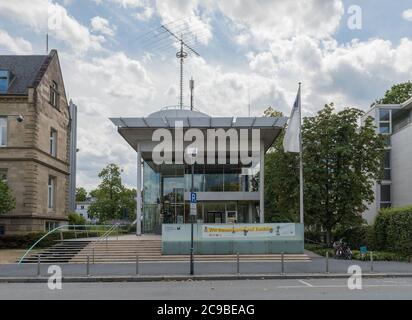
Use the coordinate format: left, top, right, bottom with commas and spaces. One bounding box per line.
0, 55, 49, 95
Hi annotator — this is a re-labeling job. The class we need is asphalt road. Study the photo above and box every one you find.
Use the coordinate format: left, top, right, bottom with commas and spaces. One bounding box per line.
0, 278, 412, 300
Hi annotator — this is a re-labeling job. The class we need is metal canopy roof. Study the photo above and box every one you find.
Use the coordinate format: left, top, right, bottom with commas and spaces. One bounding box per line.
110, 114, 287, 154
110, 116, 287, 129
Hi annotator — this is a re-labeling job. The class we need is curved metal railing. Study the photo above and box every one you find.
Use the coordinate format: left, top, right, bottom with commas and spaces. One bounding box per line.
17, 224, 124, 265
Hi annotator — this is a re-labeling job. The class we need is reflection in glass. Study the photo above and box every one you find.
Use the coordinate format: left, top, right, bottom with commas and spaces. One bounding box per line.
379, 109, 390, 121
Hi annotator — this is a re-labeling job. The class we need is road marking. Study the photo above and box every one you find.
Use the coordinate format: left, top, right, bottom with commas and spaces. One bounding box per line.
298, 280, 313, 287
277, 284, 412, 289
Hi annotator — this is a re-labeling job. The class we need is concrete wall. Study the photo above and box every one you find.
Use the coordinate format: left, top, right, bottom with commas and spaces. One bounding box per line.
162, 223, 304, 255
391, 123, 412, 208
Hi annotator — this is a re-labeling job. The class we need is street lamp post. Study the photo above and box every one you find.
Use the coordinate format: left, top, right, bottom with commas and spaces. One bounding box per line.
190, 160, 194, 275
188, 147, 197, 276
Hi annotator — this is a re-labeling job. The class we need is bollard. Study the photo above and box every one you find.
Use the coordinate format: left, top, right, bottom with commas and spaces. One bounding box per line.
236, 253, 240, 275
281, 252, 285, 275
326, 251, 329, 274
87, 255, 90, 276
92, 248, 95, 265
370, 251, 374, 273
136, 255, 139, 275
37, 255, 41, 277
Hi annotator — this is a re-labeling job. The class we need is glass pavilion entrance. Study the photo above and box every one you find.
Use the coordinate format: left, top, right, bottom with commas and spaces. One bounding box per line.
142, 161, 261, 233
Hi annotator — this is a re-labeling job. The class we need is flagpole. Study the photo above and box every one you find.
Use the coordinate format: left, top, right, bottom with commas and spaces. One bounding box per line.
298, 82, 304, 224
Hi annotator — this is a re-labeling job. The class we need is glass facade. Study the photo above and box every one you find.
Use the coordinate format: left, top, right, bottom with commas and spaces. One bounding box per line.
383, 150, 391, 181
379, 109, 392, 134
377, 108, 393, 210
142, 159, 262, 232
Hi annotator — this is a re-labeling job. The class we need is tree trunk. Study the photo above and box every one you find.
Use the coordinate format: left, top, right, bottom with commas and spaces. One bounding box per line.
326, 229, 332, 247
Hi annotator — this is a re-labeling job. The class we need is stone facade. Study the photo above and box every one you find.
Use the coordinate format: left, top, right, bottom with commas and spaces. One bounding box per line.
0, 50, 71, 235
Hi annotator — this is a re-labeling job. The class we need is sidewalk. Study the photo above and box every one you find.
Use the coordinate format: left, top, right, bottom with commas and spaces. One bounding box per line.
0, 257, 411, 282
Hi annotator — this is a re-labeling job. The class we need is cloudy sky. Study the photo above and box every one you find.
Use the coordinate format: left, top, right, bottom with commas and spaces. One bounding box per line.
1, 0, 412, 190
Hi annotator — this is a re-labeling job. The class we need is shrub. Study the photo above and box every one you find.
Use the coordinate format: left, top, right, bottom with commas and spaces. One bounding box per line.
68, 212, 86, 226
374, 205, 412, 256
0, 230, 104, 249
333, 224, 373, 250
0, 233, 60, 249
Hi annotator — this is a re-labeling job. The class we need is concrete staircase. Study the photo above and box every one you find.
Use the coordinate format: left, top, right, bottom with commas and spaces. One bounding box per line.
19, 241, 91, 264
70, 239, 311, 263
20, 237, 311, 264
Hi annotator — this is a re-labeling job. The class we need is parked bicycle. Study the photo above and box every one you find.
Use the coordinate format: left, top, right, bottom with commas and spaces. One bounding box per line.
333, 238, 353, 260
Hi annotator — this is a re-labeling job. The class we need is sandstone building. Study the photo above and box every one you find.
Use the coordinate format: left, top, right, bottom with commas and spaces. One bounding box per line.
0, 50, 75, 235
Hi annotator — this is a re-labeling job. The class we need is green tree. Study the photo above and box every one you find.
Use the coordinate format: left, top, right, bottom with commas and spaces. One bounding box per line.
0, 180, 16, 215
68, 212, 86, 226
303, 104, 385, 244
263, 106, 283, 118
376, 81, 412, 104
88, 164, 136, 222
76, 187, 88, 202
263, 104, 385, 244
262, 107, 300, 222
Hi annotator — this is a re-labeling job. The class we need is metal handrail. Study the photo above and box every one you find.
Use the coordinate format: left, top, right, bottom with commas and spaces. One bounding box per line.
17, 224, 119, 265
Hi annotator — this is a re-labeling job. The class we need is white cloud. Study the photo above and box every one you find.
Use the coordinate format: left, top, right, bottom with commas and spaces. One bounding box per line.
0, 30, 33, 54
402, 9, 412, 22
0, 0, 103, 53
93, 0, 145, 8
4, 0, 411, 189
91, 16, 116, 37
133, 6, 154, 21
247, 36, 412, 113
216, 0, 344, 44
59, 51, 155, 188
154, 0, 213, 45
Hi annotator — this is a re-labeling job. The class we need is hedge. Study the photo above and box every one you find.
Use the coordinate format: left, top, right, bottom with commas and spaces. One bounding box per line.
0, 230, 103, 249
374, 205, 412, 256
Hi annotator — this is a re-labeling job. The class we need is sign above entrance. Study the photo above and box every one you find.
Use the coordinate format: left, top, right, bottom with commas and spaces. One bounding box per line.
202, 223, 296, 239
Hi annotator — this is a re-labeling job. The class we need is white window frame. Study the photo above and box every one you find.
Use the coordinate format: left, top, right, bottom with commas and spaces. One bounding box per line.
47, 176, 56, 210
378, 108, 392, 135
50, 128, 57, 157
379, 183, 391, 209
0, 117, 7, 147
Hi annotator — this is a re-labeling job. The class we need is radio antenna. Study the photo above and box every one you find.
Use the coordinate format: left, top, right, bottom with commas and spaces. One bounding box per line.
138, 17, 207, 109
161, 25, 200, 109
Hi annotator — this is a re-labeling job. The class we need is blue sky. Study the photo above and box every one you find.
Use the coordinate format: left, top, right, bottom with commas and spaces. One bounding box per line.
0, 0, 412, 189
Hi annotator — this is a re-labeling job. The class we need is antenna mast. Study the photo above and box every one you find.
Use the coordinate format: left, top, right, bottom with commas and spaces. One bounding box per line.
161, 25, 200, 109
190, 78, 195, 110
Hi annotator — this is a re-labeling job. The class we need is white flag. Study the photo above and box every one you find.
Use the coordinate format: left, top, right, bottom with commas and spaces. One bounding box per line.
283, 86, 301, 153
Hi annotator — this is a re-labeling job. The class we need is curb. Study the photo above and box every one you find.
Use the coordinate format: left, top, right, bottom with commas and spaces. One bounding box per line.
1, 273, 412, 283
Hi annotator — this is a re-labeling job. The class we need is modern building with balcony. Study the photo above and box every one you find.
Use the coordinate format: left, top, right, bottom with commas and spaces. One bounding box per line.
110, 107, 287, 235
362, 97, 412, 223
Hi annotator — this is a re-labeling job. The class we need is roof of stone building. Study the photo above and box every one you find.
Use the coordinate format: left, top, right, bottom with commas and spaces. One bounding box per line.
0, 50, 56, 95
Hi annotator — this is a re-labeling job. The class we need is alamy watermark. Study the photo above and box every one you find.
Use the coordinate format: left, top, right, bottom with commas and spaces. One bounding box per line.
347, 265, 363, 290
47, 265, 62, 290
152, 121, 261, 166
347, 5, 362, 30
